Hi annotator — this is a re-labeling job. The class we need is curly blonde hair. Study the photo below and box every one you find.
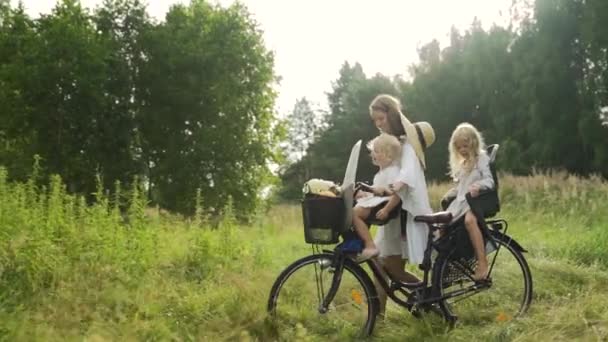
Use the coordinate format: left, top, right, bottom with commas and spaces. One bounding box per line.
367, 133, 402, 164
448, 123, 485, 179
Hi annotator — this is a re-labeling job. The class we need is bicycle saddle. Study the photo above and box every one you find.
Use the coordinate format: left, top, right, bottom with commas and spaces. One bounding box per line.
414, 211, 453, 224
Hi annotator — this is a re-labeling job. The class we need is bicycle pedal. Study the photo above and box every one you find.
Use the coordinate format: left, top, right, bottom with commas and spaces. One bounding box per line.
418, 262, 431, 271
392, 280, 424, 290
446, 313, 458, 326
473, 278, 492, 289
389, 281, 401, 291
410, 306, 423, 319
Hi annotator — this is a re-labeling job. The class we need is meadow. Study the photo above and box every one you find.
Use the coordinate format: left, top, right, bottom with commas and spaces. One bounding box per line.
1, 167, 607, 341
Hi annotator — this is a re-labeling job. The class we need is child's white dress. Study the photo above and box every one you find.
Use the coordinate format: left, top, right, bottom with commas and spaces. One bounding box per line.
355, 164, 400, 209
445, 152, 495, 221
355, 164, 404, 258
359, 142, 433, 264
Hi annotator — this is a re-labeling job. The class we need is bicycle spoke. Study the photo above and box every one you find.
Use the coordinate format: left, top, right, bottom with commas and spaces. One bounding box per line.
435, 236, 532, 324
451, 259, 476, 281
313, 261, 325, 306
268, 254, 377, 338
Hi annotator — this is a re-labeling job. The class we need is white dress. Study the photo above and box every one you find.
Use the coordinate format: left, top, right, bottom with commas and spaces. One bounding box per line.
354, 165, 404, 258
445, 152, 495, 221
355, 164, 400, 209
374, 142, 432, 264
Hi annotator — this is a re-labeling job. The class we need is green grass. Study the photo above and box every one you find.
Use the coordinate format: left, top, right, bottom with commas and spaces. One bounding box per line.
1, 168, 608, 341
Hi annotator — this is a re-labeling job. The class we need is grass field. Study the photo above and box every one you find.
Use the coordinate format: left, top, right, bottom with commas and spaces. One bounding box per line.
1, 168, 607, 341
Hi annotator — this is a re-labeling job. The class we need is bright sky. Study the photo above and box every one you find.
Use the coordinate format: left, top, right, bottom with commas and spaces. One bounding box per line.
12, 0, 512, 115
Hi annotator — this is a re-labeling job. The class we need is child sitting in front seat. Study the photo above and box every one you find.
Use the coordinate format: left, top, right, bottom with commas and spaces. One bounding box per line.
352, 133, 402, 261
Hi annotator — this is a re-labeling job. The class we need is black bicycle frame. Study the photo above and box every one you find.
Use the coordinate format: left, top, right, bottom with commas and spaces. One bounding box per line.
317, 218, 506, 315
318, 252, 347, 313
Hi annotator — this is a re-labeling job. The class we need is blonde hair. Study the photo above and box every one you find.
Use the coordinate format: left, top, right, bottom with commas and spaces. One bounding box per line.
367, 133, 402, 163
369, 94, 406, 137
448, 123, 485, 179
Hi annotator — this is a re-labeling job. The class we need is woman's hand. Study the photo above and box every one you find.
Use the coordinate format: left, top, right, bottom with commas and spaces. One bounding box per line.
371, 186, 389, 196
469, 183, 481, 197
388, 182, 406, 193
376, 208, 389, 220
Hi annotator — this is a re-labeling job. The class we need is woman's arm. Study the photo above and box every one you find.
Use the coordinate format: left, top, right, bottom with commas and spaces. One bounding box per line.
388, 143, 419, 193
376, 194, 401, 220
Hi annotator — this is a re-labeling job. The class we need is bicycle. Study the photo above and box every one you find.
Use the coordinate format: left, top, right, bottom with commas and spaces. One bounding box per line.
267, 144, 533, 338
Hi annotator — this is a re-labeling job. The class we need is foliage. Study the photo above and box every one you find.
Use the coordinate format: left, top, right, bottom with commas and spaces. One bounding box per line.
0, 0, 279, 219
136, 0, 278, 217
1, 168, 608, 340
280, 0, 608, 195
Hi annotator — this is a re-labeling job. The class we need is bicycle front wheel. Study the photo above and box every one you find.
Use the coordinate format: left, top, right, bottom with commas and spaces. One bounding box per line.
433, 232, 533, 324
267, 253, 379, 339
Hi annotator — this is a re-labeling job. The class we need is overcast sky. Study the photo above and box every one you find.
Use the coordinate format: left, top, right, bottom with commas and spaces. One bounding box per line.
12, 0, 512, 114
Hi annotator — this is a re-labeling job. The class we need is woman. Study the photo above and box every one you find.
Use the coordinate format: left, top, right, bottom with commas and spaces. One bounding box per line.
365, 94, 435, 316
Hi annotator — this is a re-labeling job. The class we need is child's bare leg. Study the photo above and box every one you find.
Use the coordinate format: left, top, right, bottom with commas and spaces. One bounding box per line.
464, 211, 488, 280
353, 206, 378, 258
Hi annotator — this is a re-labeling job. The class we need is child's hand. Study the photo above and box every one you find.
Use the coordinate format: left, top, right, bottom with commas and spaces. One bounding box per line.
356, 190, 372, 200
469, 184, 481, 197
372, 187, 388, 196
376, 208, 389, 220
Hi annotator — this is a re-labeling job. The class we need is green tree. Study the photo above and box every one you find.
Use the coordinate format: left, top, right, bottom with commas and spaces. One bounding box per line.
277, 97, 321, 199
136, 0, 278, 217
578, 0, 608, 173
284, 97, 318, 164
4, 0, 114, 194
0, 3, 36, 179
281, 0, 608, 193
92, 0, 151, 189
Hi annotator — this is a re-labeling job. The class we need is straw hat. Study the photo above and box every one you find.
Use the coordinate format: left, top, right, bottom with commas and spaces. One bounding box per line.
399, 113, 435, 169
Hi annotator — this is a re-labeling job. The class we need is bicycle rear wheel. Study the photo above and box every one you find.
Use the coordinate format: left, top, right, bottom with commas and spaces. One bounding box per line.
433, 232, 533, 324
267, 253, 379, 339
